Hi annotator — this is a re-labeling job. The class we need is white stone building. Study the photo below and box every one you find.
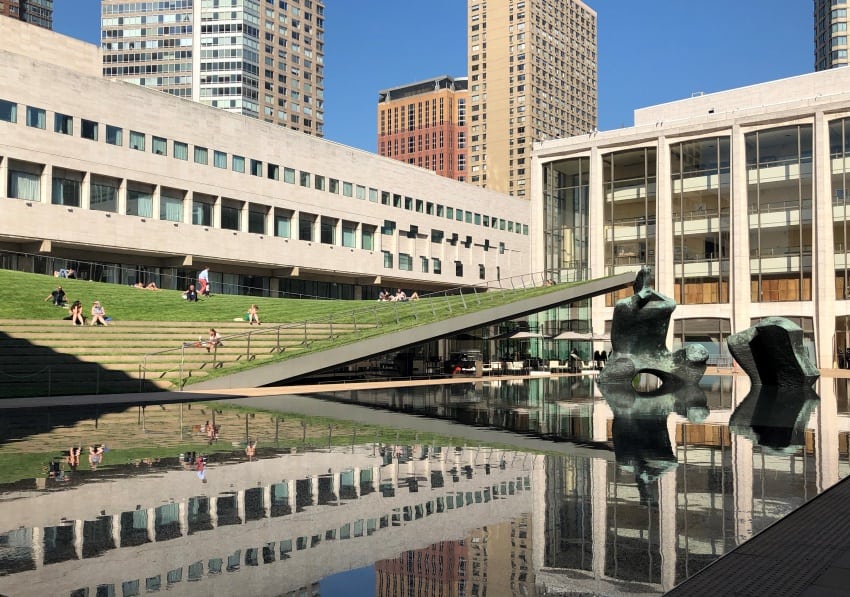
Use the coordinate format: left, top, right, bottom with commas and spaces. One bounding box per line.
532, 67, 850, 367
0, 19, 531, 300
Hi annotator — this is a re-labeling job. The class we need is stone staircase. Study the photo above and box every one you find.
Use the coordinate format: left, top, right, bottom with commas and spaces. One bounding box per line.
0, 319, 358, 398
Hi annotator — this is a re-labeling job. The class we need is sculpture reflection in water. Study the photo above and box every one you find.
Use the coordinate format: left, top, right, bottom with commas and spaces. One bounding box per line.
598, 268, 821, 501
597, 266, 710, 504
726, 316, 820, 453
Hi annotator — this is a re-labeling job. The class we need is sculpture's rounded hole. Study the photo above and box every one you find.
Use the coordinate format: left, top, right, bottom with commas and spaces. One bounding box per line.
632, 372, 664, 394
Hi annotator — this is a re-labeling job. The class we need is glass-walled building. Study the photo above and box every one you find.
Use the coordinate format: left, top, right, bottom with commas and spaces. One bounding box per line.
533, 67, 850, 368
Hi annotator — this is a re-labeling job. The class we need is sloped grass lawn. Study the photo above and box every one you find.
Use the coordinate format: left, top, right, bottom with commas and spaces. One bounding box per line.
1, 268, 588, 388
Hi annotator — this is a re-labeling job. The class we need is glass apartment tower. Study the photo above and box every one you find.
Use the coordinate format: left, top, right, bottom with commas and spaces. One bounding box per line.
815, 0, 849, 70
468, 0, 597, 196
101, 0, 324, 136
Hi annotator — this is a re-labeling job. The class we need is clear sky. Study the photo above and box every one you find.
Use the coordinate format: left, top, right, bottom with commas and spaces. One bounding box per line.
54, 1, 813, 152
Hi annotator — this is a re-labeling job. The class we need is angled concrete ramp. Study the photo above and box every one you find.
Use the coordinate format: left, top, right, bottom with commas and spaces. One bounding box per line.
192, 272, 636, 391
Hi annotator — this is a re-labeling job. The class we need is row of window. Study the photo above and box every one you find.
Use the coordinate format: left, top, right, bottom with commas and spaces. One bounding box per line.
4, 157, 509, 280
0, 98, 528, 236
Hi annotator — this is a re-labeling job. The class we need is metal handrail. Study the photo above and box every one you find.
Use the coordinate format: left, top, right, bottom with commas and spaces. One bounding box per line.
139, 269, 597, 390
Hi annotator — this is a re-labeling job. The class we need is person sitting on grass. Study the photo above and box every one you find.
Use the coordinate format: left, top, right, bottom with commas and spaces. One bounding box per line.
183, 284, 198, 302
90, 301, 108, 326
248, 304, 260, 325
69, 300, 86, 326
206, 328, 222, 353
45, 286, 67, 306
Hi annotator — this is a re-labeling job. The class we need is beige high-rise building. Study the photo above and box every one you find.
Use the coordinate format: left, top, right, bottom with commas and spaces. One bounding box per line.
815, 0, 849, 70
101, 0, 324, 137
468, 0, 597, 196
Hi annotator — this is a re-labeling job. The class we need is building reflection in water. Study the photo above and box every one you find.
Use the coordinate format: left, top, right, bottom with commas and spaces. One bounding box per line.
1, 376, 850, 596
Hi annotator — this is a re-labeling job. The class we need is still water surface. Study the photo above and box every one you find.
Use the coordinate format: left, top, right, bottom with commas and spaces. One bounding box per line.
0, 375, 848, 596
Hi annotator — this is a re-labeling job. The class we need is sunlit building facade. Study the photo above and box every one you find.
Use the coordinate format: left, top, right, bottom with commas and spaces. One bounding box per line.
101, 0, 325, 136
815, 0, 849, 70
468, 0, 597, 196
533, 67, 850, 368
0, 0, 51, 28
377, 76, 468, 182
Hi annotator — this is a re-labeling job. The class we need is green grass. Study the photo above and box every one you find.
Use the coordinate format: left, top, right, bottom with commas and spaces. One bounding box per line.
0, 269, 353, 323
0, 267, 605, 391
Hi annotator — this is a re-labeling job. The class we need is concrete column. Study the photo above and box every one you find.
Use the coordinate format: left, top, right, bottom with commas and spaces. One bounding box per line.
813, 111, 837, 367
655, 135, 674, 298
40, 163, 51, 204
371, 466, 380, 493
531, 455, 547, 574
589, 145, 607, 331
112, 513, 122, 549
237, 489, 245, 524
32, 526, 43, 570
81, 171, 90, 210
816, 379, 840, 492
146, 507, 156, 542
179, 501, 188, 537
333, 473, 341, 505
209, 497, 218, 528
730, 124, 752, 334
0, 155, 7, 198
183, 191, 193, 225
591, 456, 607, 580
240, 200, 249, 232
73, 519, 84, 560
658, 463, 677, 592
732, 434, 754, 544
152, 184, 161, 221
263, 485, 272, 517
353, 468, 361, 498
592, 400, 611, 442
310, 476, 319, 506
283, 480, 295, 512
117, 176, 127, 215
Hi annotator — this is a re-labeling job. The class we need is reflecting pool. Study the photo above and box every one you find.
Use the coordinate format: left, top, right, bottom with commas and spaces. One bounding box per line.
1, 375, 849, 596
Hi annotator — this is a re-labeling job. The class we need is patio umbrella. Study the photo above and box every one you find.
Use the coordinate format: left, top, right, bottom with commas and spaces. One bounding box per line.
554, 331, 592, 341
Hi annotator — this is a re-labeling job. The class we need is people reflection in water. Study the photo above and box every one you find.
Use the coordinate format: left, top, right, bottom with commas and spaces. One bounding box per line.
67, 445, 81, 470
88, 444, 104, 469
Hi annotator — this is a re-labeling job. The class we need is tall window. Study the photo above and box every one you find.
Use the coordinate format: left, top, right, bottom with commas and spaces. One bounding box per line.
52, 176, 81, 207
670, 137, 731, 304
26, 106, 46, 129
603, 147, 657, 305
9, 170, 40, 200
129, 131, 145, 151
249, 207, 266, 234
160, 191, 183, 222
192, 200, 213, 226
214, 151, 227, 169
174, 141, 188, 160
152, 136, 167, 156
90, 181, 118, 212
194, 146, 209, 165
746, 125, 813, 302
81, 119, 98, 141
54, 113, 73, 135
127, 189, 153, 217
0, 99, 17, 123
342, 221, 356, 247
299, 214, 315, 241
544, 158, 590, 282
362, 225, 374, 250
221, 204, 240, 230
320, 217, 336, 244
106, 125, 122, 146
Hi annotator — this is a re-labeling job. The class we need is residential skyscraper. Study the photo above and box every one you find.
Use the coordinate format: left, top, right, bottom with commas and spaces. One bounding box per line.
101, 0, 324, 137
0, 0, 52, 28
815, 0, 849, 70
377, 76, 468, 182
468, 0, 597, 196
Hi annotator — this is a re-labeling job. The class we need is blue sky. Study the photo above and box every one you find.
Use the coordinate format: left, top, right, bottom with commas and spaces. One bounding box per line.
54, 1, 813, 152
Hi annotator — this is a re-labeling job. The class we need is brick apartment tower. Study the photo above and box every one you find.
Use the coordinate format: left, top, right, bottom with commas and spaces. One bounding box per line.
468, 0, 597, 196
377, 76, 469, 182
101, 0, 325, 136
0, 0, 52, 28
815, 0, 849, 70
